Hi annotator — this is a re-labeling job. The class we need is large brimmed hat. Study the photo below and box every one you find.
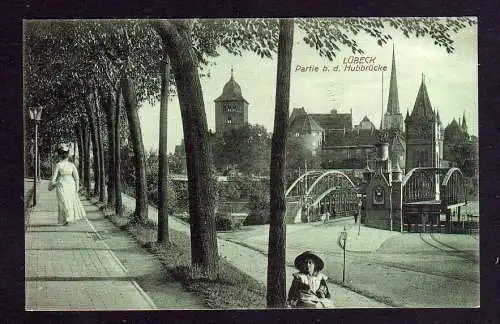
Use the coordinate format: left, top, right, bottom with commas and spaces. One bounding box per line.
294, 251, 324, 271
57, 143, 69, 152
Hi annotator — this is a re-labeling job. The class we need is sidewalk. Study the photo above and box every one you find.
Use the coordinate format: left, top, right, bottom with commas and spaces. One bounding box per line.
25, 180, 157, 311
121, 194, 390, 308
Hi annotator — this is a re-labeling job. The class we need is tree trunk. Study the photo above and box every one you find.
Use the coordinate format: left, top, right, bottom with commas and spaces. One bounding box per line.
158, 57, 171, 243
267, 18, 294, 308
75, 124, 84, 184
114, 87, 124, 217
153, 20, 219, 278
86, 93, 100, 197
103, 89, 116, 206
94, 89, 107, 203
82, 119, 91, 195
121, 76, 148, 223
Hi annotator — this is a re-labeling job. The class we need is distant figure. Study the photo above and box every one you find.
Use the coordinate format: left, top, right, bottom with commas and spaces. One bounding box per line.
323, 211, 331, 224
354, 200, 362, 223
48, 144, 86, 225
287, 251, 334, 308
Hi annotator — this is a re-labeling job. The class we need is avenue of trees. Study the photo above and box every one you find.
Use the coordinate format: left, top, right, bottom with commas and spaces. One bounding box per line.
24, 17, 475, 308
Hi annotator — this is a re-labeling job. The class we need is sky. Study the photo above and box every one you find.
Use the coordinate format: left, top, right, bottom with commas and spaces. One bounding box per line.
137, 19, 478, 154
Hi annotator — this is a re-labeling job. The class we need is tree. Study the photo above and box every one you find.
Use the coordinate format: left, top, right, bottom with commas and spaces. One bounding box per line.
264, 17, 476, 307
158, 57, 171, 243
285, 135, 320, 183
267, 18, 294, 308
153, 20, 220, 278
121, 76, 149, 222
212, 124, 271, 175
246, 179, 270, 224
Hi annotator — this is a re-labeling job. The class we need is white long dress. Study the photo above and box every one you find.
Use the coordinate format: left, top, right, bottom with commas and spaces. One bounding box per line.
50, 160, 86, 224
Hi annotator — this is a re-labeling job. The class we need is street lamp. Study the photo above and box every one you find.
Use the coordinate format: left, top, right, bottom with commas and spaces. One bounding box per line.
28, 106, 43, 206
338, 226, 348, 283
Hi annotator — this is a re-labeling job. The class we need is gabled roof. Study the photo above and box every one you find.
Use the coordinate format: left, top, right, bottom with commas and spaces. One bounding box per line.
390, 131, 406, 150
290, 107, 307, 123
359, 115, 376, 130
408, 76, 435, 121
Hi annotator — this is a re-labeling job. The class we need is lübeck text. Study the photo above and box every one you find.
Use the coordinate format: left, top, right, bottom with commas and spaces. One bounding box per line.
295, 56, 387, 73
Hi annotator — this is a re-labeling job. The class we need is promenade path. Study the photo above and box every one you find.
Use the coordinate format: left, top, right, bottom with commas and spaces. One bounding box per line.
121, 195, 389, 308
25, 180, 157, 311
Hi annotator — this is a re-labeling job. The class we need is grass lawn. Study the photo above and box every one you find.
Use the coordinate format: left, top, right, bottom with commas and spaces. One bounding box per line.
100, 201, 267, 309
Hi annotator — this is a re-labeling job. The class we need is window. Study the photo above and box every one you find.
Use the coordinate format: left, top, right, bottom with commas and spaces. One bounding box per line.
227, 116, 232, 124
224, 104, 238, 112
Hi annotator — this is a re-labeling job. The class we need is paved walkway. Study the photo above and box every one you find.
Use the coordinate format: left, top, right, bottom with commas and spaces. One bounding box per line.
121, 194, 389, 308
25, 180, 157, 311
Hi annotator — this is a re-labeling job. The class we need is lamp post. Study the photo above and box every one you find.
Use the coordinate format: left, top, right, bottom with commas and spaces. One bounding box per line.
28, 106, 43, 206
338, 226, 348, 283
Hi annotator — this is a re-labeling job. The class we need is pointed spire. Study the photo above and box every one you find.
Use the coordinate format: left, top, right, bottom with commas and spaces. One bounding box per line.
230, 66, 234, 80
386, 44, 400, 115
462, 111, 468, 133
381, 71, 384, 130
410, 74, 434, 119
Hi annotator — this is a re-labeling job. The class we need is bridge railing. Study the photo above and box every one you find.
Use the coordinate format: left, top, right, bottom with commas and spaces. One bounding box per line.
402, 168, 438, 203
440, 168, 467, 208
285, 169, 359, 223
402, 167, 467, 210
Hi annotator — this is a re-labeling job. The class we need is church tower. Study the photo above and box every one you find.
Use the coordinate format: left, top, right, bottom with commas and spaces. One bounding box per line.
405, 75, 440, 171
214, 68, 249, 134
461, 112, 468, 134
383, 45, 404, 132
383, 46, 406, 173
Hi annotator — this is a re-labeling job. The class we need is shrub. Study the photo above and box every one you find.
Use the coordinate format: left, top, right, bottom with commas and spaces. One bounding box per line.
216, 216, 233, 231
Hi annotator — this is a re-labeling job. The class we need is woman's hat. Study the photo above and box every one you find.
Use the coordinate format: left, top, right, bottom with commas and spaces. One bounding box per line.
294, 251, 324, 271
57, 143, 69, 152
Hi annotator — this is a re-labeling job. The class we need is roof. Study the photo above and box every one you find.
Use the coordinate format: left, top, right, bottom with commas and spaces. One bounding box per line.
289, 114, 324, 134
359, 115, 376, 130
386, 46, 401, 115
408, 77, 435, 121
214, 70, 249, 104
323, 129, 380, 147
309, 112, 352, 130
390, 133, 406, 152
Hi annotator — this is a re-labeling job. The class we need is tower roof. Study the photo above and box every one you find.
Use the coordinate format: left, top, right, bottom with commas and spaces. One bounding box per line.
409, 74, 434, 120
386, 45, 400, 115
214, 68, 249, 103
289, 114, 324, 134
461, 112, 468, 132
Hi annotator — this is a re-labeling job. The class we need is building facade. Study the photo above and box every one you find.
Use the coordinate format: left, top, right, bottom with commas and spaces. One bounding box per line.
214, 69, 249, 134
404, 76, 443, 170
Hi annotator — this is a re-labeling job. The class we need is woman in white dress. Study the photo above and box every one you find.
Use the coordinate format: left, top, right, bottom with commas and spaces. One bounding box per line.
49, 144, 86, 225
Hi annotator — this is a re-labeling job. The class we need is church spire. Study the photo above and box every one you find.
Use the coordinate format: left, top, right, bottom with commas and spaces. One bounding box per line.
380, 70, 384, 130
461, 111, 468, 133
386, 44, 400, 115
230, 66, 234, 80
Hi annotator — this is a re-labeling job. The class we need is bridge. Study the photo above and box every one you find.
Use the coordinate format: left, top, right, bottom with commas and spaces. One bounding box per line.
285, 166, 468, 233
402, 167, 468, 232
285, 169, 360, 224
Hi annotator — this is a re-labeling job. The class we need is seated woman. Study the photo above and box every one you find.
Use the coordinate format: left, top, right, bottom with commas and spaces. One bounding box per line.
287, 251, 334, 308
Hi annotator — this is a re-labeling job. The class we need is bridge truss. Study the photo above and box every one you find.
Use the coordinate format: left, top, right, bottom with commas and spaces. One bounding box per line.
285, 170, 359, 223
